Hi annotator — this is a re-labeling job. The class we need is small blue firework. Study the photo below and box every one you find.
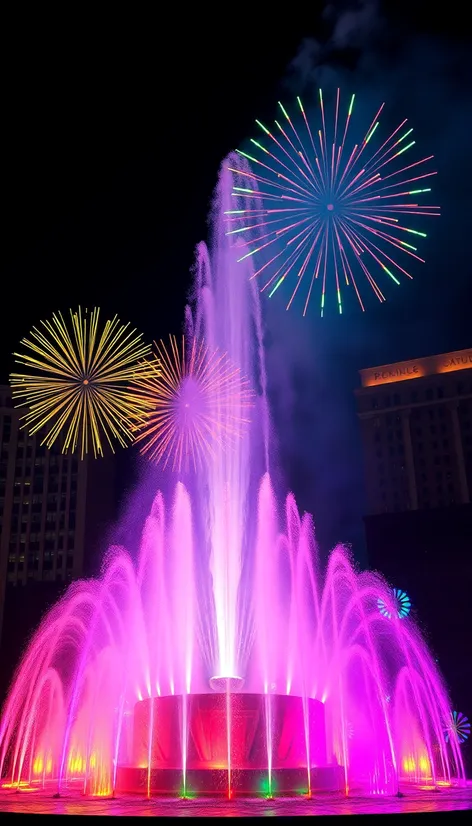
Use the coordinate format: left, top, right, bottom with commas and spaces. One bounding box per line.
377, 588, 411, 619
444, 711, 470, 745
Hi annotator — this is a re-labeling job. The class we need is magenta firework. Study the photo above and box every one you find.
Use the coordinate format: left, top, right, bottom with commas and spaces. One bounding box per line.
226, 89, 439, 316
131, 335, 254, 473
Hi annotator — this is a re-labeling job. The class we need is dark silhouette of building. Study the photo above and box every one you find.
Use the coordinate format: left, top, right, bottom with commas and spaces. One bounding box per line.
355, 349, 472, 770
0, 384, 116, 698
355, 347, 472, 515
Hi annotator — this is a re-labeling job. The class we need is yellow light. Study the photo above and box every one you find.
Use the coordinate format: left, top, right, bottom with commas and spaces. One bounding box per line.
402, 756, 416, 773
419, 755, 430, 773
33, 755, 43, 774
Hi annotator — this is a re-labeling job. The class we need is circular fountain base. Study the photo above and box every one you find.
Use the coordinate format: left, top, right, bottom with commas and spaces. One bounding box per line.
116, 764, 345, 796
116, 692, 344, 796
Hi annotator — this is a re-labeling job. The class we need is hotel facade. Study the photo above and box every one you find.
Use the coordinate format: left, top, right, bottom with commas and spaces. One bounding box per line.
355, 348, 472, 515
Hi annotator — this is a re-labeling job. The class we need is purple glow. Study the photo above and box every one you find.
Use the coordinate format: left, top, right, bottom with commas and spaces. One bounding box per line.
0, 154, 467, 799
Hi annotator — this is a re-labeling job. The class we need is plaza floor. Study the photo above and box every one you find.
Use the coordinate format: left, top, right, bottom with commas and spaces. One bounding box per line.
0, 783, 471, 816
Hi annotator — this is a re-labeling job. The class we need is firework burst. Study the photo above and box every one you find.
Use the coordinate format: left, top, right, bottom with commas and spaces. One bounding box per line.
131, 334, 255, 472
226, 89, 439, 316
10, 307, 152, 458
377, 588, 411, 620
444, 711, 470, 745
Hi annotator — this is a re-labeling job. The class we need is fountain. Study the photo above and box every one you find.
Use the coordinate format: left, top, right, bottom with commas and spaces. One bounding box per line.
0, 155, 467, 801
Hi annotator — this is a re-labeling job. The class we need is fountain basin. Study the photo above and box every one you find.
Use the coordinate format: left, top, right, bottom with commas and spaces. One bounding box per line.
116, 692, 343, 795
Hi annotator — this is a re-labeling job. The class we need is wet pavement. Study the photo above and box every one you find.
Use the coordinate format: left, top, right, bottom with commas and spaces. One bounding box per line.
0, 783, 471, 816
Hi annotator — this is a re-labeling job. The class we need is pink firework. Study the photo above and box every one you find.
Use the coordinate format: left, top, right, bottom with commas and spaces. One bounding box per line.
227, 89, 439, 316
131, 334, 254, 472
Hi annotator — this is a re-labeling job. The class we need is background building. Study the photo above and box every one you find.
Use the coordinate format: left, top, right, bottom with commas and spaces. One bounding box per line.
0, 384, 116, 699
355, 348, 472, 771
355, 347, 472, 515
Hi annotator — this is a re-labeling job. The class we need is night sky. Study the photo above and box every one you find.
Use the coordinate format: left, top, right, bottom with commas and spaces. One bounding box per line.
3, 2, 471, 564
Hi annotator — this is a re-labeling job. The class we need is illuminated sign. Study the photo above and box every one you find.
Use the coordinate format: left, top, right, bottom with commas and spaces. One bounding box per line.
360, 349, 472, 388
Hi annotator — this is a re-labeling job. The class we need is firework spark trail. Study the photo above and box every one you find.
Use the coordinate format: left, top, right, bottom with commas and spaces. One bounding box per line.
226, 89, 439, 316
130, 335, 255, 473
10, 307, 152, 458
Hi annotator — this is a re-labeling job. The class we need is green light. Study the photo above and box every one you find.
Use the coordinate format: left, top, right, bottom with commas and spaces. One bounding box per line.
234, 187, 254, 193
396, 140, 415, 157
405, 228, 427, 237
278, 102, 290, 121
250, 138, 268, 154
321, 293, 325, 308
400, 241, 417, 250
236, 149, 259, 164
382, 265, 400, 285
365, 122, 379, 143
408, 188, 431, 194
237, 247, 260, 263
297, 96, 304, 113
398, 128, 413, 143
224, 210, 245, 215
348, 94, 355, 116
319, 89, 323, 103
268, 276, 285, 297
225, 226, 251, 235
337, 289, 342, 314
256, 119, 271, 136
259, 775, 276, 797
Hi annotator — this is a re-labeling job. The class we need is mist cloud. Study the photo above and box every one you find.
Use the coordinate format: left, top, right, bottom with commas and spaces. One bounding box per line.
264, 0, 471, 563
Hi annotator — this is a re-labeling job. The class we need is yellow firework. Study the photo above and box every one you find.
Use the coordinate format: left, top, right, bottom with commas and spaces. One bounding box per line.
10, 307, 153, 458
130, 334, 255, 472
